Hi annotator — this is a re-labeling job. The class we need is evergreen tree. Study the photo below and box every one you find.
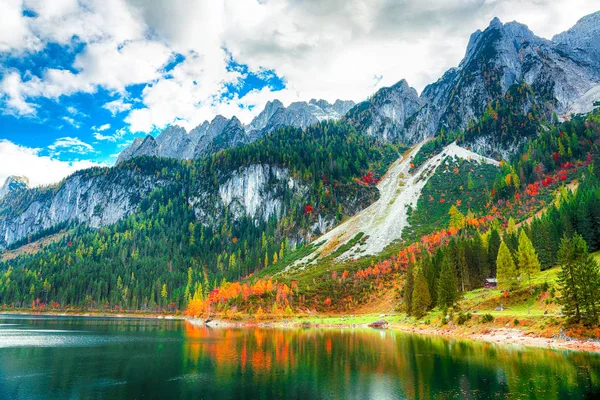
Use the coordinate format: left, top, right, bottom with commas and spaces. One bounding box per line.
437, 256, 458, 310
470, 232, 488, 286
412, 267, 431, 319
517, 230, 541, 294
558, 234, 600, 325
496, 241, 518, 291
487, 228, 501, 277
404, 261, 415, 315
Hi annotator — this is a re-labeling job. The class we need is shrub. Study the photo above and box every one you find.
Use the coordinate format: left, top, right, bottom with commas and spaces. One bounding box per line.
480, 314, 494, 323
513, 318, 520, 326
457, 312, 472, 325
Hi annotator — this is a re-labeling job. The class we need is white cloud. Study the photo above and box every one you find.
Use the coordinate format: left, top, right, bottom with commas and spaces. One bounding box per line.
94, 123, 111, 131
0, 0, 40, 53
61, 116, 81, 128
1, 0, 600, 134
48, 136, 96, 155
93, 128, 125, 142
0, 72, 37, 115
103, 99, 132, 115
0, 139, 102, 187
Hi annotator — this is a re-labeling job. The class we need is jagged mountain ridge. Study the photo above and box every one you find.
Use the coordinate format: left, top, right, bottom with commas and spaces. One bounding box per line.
117, 98, 355, 163
118, 12, 600, 162
1, 121, 387, 250
347, 12, 600, 148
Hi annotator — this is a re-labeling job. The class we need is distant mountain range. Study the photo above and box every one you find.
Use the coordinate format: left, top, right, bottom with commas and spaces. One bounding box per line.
117, 99, 356, 163
118, 11, 600, 163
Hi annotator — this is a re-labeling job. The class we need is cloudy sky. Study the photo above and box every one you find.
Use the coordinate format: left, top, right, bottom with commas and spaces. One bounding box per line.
0, 0, 598, 186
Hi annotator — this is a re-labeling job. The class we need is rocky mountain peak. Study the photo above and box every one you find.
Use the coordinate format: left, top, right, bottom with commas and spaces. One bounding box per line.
0, 175, 30, 201
553, 10, 600, 72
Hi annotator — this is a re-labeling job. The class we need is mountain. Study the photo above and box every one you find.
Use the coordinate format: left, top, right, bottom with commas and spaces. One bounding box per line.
345, 80, 427, 143
2, 11, 600, 313
0, 164, 176, 249
195, 116, 248, 157
118, 99, 355, 163
0, 176, 29, 201
116, 135, 159, 164
349, 14, 600, 152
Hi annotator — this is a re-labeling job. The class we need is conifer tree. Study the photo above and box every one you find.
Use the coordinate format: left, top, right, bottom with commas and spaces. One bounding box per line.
412, 267, 431, 319
404, 261, 415, 315
558, 234, 600, 325
437, 256, 458, 310
497, 241, 518, 291
517, 230, 541, 294
487, 228, 501, 277
470, 232, 488, 286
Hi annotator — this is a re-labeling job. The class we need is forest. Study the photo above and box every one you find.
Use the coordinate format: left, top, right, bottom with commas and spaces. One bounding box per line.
0, 120, 401, 312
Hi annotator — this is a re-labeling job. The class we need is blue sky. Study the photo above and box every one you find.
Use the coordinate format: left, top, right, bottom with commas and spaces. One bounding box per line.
0, 0, 597, 186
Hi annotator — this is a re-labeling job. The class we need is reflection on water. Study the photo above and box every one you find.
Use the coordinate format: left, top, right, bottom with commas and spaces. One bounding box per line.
0, 314, 598, 399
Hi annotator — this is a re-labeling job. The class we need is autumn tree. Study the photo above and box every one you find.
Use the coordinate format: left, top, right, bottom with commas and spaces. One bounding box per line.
496, 241, 518, 291
517, 230, 541, 294
448, 205, 465, 230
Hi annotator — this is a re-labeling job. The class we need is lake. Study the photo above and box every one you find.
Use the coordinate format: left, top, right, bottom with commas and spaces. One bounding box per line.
0, 315, 598, 399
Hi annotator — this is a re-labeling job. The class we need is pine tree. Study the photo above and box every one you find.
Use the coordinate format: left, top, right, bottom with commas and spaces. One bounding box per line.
558, 234, 600, 325
404, 261, 415, 315
517, 230, 541, 294
437, 256, 458, 310
470, 232, 488, 287
412, 267, 431, 319
456, 241, 469, 292
496, 241, 518, 291
487, 228, 501, 277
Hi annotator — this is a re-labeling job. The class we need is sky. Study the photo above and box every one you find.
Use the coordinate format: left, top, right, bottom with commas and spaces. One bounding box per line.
0, 0, 598, 187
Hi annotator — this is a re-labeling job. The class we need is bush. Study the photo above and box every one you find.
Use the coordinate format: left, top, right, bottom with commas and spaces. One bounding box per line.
480, 314, 494, 323
457, 312, 472, 325
513, 318, 520, 326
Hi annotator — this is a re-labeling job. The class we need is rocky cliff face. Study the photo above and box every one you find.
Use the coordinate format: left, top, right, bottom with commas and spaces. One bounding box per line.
196, 117, 248, 158
345, 80, 425, 143
0, 170, 171, 248
190, 164, 304, 223
423, 16, 600, 135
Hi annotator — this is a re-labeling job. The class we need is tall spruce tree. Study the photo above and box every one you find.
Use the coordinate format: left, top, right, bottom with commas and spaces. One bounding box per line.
412, 267, 431, 319
437, 256, 458, 310
404, 261, 415, 315
487, 228, 501, 277
517, 230, 541, 294
497, 241, 518, 291
558, 234, 600, 325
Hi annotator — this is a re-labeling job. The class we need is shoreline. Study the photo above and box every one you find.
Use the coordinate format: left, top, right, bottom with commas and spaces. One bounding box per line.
186, 316, 600, 353
0, 310, 184, 320
2, 310, 599, 353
